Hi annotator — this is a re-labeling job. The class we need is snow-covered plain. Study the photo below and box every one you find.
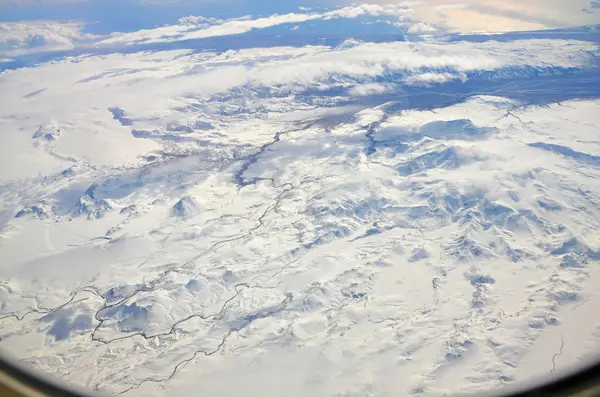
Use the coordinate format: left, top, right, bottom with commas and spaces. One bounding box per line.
1, 5, 600, 397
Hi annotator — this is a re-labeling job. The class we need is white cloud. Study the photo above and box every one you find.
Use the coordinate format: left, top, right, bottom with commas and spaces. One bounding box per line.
99, 3, 416, 46
180, 12, 324, 41
414, 0, 599, 33
176, 15, 225, 26
348, 82, 394, 96
324, 3, 413, 19
407, 22, 440, 33
4, 1, 596, 59
404, 71, 467, 85
0, 21, 97, 57
242, 39, 597, 89
435, 2, 472, 12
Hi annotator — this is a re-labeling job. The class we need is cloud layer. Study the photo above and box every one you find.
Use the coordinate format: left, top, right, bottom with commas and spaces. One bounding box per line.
2, 0, 598, 60
0, 21, 96, 58
99, 3, 416, 46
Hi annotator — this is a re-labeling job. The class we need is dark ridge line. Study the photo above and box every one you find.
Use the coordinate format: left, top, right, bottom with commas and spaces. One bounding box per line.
88, 176, 307, 344
551, 334, 565, 373
364, 113, 389, 156
246, 184, 295, 235
175, 180, 300, 270
2, 146, 319, 389
86, 175, 310, 388
66, 236, 113, 249
257, 248, 309, 286
48, 146, 79, 163
88, 267, 188, 343
114, 293, 292, 395
89, 178, 306, 344
176, 174, 323, 271
0, 293, 93, 324
233, 130, 288, 187
91, 283, 250, 345
23, 89, 46, 99
92, 245, 289, 345
571, 296, 591, 312
503, 110, 530, 126
432, 277, 441, 305
115, 329, 235, 396
234, 123, 315, 187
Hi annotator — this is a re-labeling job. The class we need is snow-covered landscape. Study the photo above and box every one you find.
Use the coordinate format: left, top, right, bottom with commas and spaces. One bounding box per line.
1, 1, 600, 396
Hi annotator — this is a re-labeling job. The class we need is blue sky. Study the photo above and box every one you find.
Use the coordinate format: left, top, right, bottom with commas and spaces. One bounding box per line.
0, 0, 599, 72
1, 0, 599, 36
0, 0, 317, 34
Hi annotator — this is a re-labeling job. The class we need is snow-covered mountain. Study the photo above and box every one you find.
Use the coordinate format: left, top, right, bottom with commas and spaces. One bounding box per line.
1, 3, 600, 397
